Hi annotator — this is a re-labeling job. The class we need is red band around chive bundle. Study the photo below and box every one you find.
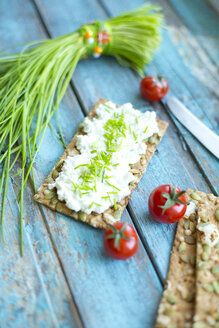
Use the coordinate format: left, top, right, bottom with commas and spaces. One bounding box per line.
83, 20, 111, 58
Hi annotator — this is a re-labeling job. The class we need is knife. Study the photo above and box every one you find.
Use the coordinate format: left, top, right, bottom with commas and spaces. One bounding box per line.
167, 97, 219, 159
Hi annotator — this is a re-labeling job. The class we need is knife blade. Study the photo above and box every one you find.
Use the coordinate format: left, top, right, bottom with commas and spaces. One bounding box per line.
167, 97, 219, 159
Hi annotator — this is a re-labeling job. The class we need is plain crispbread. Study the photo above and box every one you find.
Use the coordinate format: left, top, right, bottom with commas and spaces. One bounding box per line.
156, 189, 197, 328
156, 189, 219, 328
34, 98, 168, 228
193, 192, 219, 328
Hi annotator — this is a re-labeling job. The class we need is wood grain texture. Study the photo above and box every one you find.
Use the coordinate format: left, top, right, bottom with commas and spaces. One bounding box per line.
0, 1, 84, 327
0, 174, 79, 328
168, 0, 219, 64
0, 0, 218, 327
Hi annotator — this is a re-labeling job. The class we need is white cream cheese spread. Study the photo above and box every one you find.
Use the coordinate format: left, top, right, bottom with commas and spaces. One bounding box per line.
49, 101, 159, 214
184, 201, 196, 218
197, 223, 219, 247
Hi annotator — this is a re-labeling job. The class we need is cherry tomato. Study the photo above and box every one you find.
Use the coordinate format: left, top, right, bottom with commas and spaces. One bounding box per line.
148, 185, 188, 224
103, 222, 139, 260
140, 75, 169, 102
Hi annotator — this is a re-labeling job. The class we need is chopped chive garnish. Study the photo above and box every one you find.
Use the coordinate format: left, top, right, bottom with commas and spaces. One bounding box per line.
88, 202, 101, 209
94, 180, 97, 192
104, 175, 112, 179
69, 112, 130, 200
71, 181, 79, 191
108, 191, 118, 195
106, 181, 120, 191
144, 126, 148, 133
101, 168, 105, 182
94, 202, 101, 206
98, 166, 104, 178
74, 164, 89, 170
101, 195, 110, 200
104, 103, 112, 110
135, 117, 139, 124
104, 113, 127, 152
70, 151, 114, 195
114, 199, 118, 210
91, 141, 99, 149
129, 124, 132, 134
132, 131, 138, 141
81, 185, 93, 191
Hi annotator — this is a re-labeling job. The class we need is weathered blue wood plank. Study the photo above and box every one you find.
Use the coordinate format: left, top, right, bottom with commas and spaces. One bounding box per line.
168, 0, 219, 64
0, 180, 74, 328
0, 1, 84, 327
1, 1, 164, 327
207, 0, 219, 14
11, 158, 83, 328
35, 0, 214, 287
152, 0, 219, 119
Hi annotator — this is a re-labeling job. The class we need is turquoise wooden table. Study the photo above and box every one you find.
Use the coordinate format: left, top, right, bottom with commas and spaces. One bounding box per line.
0, 0, 218, 327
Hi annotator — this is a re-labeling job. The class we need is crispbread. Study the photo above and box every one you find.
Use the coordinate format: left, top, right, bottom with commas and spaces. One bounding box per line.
193, 191, 219, 328
34, 98, 168, 228
156, 189, 197, 328
156, 189, 219, 328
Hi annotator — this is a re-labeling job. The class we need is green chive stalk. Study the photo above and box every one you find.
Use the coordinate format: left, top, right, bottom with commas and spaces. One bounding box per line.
0, 4, 163, 254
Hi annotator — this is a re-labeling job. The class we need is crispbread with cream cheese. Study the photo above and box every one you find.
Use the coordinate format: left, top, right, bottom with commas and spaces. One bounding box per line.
34, 98, 168, 228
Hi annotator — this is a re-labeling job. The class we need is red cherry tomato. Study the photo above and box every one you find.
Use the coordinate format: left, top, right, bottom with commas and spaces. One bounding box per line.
148, 185, 188, 224
103, 222, 139, 260
140, 75, 169, 102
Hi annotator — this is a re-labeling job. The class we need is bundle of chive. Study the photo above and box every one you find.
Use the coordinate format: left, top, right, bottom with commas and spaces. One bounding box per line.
0, 4, 163, 254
